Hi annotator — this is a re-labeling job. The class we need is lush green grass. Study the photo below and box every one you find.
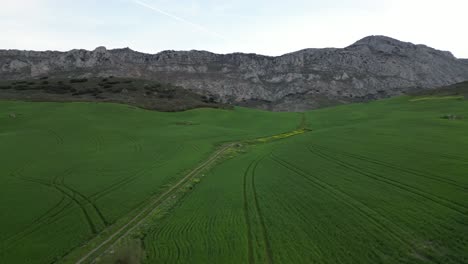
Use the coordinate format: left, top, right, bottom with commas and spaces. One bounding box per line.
1, 95, 467, 264
0, 101, 299, 264
142, 96, 468, 264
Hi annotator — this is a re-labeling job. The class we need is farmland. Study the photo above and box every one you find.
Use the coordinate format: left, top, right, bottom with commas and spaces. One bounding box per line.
1, 93, 467, 263
0, 101, 299, 263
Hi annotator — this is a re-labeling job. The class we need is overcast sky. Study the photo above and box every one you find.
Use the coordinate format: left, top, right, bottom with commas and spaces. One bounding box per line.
1, 0, 467, 58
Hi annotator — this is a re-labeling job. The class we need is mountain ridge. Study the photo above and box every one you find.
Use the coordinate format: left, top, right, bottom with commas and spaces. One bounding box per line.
1, 35, 467, 111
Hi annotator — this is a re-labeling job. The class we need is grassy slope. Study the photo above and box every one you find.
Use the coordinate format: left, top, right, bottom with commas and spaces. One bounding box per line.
0, 101, 299, 264
143, 96, 468, 263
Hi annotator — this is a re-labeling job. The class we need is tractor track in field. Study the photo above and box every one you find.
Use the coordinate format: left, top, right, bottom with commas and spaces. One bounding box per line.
2, 176, 85, 252
53, 179, 98, 234
242, 160, 256, 264
47, 129, 64, 145
269, 153, 413, 248
62, 182, 109, 226
251, 157, 274, 264
0, 176, 71, 252
307, 146, 468, 216
311, 144, 467, 190
54, 170, 109, 229
3, 166, 79, 248
75, 143, 234, 264
92, 135, 103, 154
89, 160, 169, 201
12, 170, 106, 235
308, 146, 468, 214
242, 157, 274, 264
125, 134, 143, 153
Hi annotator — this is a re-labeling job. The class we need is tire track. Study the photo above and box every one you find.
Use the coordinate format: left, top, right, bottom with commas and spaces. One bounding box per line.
47, 129, 64, 145
75, 143, 234, 264
242, 160, 256, 264
251, 157, 274, 264
89, 160, 169, 201
54, 169, 109, 228
126, 134, 143, 153
92, 135, 103, 154
10, 174, 96, 234
2, 169, 76, 248
311, 144, 467, 190
270, 153, 413, 249
1, 173, 72, 251
62, 182, 109, 226
307, 146, 468, 216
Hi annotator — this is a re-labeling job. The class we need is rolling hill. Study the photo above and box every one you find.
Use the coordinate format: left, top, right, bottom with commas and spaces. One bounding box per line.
0, 84, 467, 263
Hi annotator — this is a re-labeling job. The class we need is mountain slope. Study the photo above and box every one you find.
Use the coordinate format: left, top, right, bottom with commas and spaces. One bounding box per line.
1, 35, 467, 111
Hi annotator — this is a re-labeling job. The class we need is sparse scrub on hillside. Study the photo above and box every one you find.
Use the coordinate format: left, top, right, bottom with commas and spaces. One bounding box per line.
70, 78, 88, 83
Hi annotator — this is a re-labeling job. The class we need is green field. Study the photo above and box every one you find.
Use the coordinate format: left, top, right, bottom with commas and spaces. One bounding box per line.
0, 95, 467, 263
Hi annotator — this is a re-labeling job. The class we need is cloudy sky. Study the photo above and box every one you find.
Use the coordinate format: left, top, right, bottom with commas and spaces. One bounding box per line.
1, 0, 467, 57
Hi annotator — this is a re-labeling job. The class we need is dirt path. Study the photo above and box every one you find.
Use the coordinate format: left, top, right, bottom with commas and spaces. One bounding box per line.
76, 143, 233, 264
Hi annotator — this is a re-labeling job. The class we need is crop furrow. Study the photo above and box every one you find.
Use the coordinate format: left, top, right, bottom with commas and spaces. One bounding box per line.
308, 146, 468, 216
242, 160, 256, 264
311, 144, 467, 190
270, 153, 412, 248
251, 157, 274, 264
90, 160, 169, 201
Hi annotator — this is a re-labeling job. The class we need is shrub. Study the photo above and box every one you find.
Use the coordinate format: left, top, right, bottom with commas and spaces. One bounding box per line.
441, 114, 463, 120
41, 81, 49, 85
109, 87, 121, 93
0, 85, 11, 89
39, 76, 49, 80
70, 78, 88, 83
45, 85, 71, 94
14, 84, 29, 90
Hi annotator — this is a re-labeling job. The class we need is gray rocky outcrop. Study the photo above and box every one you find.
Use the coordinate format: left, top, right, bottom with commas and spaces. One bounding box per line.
1, 35, 467, 110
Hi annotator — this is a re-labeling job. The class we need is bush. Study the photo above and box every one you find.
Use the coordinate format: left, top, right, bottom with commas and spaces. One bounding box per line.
14, 85, 29, 90
39, 76, 49, 80
72, 88, 99, 96
70, 78, 88, 83
45, 85, 72, 94
41, 81, 49, 85
0, 85, 11, 89
27, 82, 35, 85
103, 84, 113, 89
109, 87, 122, 93
441, 114, 463, 120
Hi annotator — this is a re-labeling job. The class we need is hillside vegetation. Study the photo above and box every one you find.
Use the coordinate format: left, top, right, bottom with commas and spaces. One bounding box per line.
0, 77, 226, 111
0, 89, 467, 263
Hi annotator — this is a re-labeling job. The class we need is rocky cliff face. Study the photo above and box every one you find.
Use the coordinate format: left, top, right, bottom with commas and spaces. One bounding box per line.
1, 36, 467, 111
